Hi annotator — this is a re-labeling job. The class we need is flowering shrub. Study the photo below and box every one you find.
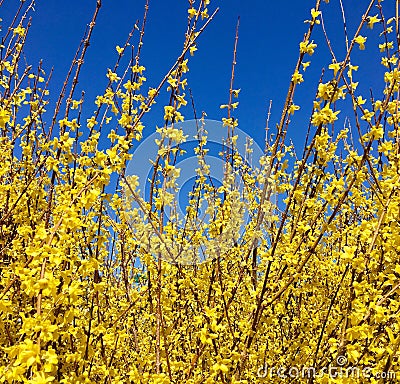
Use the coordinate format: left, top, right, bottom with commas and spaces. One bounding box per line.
0, 0, 399, 383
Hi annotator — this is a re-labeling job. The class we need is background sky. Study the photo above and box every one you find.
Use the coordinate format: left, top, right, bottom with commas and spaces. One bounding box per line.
0, 1, 395, 276
2, 0, 387, 151
1, 0, 393, 239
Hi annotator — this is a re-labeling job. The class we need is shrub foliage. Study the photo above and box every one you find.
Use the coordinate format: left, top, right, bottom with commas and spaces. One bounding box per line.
0, 0, 399, 383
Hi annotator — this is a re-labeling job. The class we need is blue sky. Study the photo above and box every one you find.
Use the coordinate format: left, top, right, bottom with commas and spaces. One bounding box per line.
2, 0, 387, 151
1, 0, 391, 246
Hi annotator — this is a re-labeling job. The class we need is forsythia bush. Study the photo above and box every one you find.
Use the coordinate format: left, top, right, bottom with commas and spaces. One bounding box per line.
1, 0, 399, 383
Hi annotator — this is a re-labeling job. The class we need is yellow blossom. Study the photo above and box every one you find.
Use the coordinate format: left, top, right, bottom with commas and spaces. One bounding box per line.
301, 61, 311, 71
300, 40, 317, 55
13, 24, 25, 36
288, 104, 300, 115
106, 69, 121, 83
354, 35, 367, 50
311, 104, 340, 126
367, 14, 380, 29
0, 107, 11, 128
291, 70, 304, 84
188, 8, 197, 19
328, 62, 341, 76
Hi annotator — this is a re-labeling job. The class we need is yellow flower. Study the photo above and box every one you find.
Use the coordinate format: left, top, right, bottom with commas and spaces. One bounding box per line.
13, 24, 25, 36
188, 8, 197, 19
201, 8, 209, 19
222, 117, 238, 128
108, 129, 118, 143
132, 64, 146, 74
167, 76, 178, 89
367, 15, 380, 29
354, 35, 367, 50
291, 70, 304, 84
311, 104, 340, 126
180, 59, 189, 73
0, 107, 10, 128
106, 69, 121, 82
347, 64, 359, 77
379, 41, 394, 52
307, 8, 321, 24
232, 89, 241, 98
17, 339, 40, 367
43, 347, 58, 373
301, 61, 311, 71
164, 105, 175, 121
87, 116, 98, 128
311, 8, 321, 19
71, 99, 82, 110
30, 372, 55, 383
213, 363, 229, 373
189, 45, 197, 56
288, 104, 300, 115
356, 96, 366, 105
328, 62, 341, 76
361, 109, 375, 122
300, 40, 317, 55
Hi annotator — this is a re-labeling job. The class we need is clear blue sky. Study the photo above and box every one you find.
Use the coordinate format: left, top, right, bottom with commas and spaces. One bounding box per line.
2, 0, 386, 150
